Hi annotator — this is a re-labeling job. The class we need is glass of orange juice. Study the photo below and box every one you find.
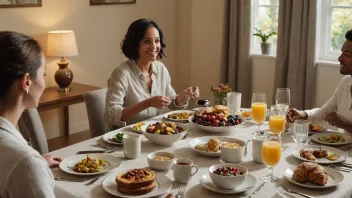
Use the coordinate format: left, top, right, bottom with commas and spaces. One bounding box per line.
261, 131, 282, 182
269, 106, 286, 134
251, 93, 267, 135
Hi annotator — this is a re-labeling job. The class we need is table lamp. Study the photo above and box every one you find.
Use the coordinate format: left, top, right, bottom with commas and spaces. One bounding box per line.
47, 30, 78, 92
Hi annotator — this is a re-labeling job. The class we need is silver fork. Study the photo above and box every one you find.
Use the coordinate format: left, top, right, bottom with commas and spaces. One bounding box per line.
176, 185, 186, 198
328, 164, 352, 172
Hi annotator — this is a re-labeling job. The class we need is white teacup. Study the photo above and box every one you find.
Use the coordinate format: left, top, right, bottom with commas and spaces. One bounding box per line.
173, 158, 198, 184
220, 139, 248, 163
123, 134, 141, 159
252, 135, 264, 163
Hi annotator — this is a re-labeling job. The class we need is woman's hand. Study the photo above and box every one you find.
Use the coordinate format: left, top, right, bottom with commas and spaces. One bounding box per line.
286, 108, 307, 123
148, 96, 172, 109
325, 111, 351, 129
42, 154, 63, 168
176, 86, 200, 106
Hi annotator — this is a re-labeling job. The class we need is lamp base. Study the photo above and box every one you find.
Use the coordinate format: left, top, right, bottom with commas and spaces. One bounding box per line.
55, 58, 73, 92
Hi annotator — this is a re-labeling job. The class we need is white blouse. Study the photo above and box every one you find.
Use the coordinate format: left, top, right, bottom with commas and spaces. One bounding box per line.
104, 60, 187, 131
0, 117, 55, 198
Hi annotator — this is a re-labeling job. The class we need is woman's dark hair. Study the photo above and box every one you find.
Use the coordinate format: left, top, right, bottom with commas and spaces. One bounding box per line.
0, 31, 42, 99
346, 29, 352, 42
121, 18, 166, 60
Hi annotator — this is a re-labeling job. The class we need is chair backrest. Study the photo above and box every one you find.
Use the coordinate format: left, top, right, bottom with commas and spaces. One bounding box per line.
83, 88, 107, 138
18, 108, 49, 154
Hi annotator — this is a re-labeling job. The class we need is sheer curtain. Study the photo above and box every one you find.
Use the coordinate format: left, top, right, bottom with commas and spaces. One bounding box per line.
274, 0, 318, 109
220, 0, 252, 107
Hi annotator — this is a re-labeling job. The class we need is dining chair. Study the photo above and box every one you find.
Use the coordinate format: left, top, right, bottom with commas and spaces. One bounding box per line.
83, 88, 107, 138
18, 108, 49, 154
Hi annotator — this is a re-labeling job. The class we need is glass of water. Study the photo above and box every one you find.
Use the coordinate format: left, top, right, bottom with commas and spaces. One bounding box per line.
293, 120, 309, 144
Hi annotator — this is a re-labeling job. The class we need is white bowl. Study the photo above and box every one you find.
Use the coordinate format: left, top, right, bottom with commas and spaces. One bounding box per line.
141, 122, 188, 147
209, 163, 248, 189
147, 151, 175, 171
188, 115, 246, 134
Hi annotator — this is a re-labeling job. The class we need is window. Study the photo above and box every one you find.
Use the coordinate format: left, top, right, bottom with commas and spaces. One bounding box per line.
320, 0, 352, 61
252, 0, 279, 55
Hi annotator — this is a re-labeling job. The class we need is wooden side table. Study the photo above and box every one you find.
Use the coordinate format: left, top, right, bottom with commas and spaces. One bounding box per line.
38, 82, 100, 136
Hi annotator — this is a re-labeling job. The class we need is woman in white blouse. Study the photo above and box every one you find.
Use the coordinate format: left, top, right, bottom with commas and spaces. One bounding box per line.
105, 18, 200, 131
0, 31, 62, 198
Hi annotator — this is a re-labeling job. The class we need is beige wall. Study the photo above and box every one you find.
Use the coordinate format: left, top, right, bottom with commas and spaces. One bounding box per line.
0, 0, 342, 140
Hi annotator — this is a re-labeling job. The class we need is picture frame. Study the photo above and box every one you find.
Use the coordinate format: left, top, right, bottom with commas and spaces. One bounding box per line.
90, 0, 135, 5
0, 0, 41, 8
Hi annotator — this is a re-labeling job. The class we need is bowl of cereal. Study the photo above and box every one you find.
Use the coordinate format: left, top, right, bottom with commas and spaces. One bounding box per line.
220, 139, 247, 163
209, 163, 248, 189
141, 121, 188, 146
147, 151, 176, 171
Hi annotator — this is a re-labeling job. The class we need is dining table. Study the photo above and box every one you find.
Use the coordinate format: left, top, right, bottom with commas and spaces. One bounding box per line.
50, 114, 352, 198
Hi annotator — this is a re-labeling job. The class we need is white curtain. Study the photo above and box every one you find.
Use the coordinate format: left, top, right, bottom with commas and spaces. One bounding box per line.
221, 0, 252, 107
274, 0, 318, 109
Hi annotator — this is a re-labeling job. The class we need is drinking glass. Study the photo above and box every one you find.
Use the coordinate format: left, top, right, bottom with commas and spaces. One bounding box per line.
275, 88, 290, 114
261, 131, 282, 182
293, 120, 309, 144
251, 93, 267, 135
269, 106, 286, 134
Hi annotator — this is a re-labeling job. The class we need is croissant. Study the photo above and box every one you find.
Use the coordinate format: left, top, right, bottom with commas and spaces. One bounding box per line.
292, 162, 328, 186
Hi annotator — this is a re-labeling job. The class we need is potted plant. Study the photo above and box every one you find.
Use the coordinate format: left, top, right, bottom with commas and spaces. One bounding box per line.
253, 28, 277, 55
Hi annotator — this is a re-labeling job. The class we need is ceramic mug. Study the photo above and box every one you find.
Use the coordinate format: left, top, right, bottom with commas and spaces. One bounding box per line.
252, 135, 264, 163
123, 134, 141, 159
173, 158, 198, 184
220, 139, 248, 163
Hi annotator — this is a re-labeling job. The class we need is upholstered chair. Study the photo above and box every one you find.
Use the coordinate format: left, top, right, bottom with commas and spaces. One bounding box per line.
83, 88, 107, 138
18, 108, 49, 154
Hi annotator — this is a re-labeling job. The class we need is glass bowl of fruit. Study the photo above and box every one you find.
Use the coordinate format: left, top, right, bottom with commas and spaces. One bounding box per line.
188, 110, 245, 134
140, 121, 188, 147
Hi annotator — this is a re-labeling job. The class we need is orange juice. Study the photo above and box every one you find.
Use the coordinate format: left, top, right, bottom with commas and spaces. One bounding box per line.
262, 141, 281, 167
251, 102, 267, 124
269, 115, 286, 133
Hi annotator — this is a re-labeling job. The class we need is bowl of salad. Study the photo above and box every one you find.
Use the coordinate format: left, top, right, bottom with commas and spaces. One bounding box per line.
140, 121, 188, 147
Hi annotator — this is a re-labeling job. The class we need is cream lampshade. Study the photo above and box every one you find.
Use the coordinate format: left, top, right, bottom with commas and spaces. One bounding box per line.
47, 30, 78, 92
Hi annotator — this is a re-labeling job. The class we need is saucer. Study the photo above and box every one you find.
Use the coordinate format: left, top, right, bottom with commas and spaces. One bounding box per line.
199, 173, 257, 194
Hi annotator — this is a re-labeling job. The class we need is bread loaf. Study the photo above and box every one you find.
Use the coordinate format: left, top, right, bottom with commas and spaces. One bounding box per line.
292, 162, 328, 186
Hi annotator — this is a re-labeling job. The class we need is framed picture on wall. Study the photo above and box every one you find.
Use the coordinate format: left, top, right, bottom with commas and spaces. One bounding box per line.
90, 0, 136, 5
0, 0, 41, 8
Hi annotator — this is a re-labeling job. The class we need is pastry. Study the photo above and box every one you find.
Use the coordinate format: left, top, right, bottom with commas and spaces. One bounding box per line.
292, 162, 328, 186
212, 105, 228, 113
115, 169, 156, 194
300, 149, 317, 161
207, 138, 221, 152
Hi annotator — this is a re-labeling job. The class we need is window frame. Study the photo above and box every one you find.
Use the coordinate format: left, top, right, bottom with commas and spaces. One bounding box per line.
319, 0, 352, 61
251, 0, 279, 55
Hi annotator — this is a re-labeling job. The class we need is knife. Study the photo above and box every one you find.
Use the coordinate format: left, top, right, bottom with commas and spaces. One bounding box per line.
54, 177, 84, 182
76, 150, 107, 154
248, 182, 267, 197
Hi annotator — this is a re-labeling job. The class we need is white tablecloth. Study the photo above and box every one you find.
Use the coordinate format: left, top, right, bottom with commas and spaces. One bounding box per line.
50, 116, 352, 198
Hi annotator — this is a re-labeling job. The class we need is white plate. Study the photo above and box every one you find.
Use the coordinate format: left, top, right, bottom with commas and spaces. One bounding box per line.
102, 172, 172, 198
59, 154, 121, 176
188, 136, 244, 157
283, 166, 344, 189
291, 145, 347, 164
188, 115, 246, 134
163, 110, 194, 122
103, 131, 137, 145
131, 121, 155, 134
199, 173, 256, 194
311, 132, 352, 146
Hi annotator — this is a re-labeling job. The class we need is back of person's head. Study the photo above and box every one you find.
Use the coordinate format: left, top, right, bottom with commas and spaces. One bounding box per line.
345, 29, 352, 42
0, 31, 42, 99
121, 18, 166, 60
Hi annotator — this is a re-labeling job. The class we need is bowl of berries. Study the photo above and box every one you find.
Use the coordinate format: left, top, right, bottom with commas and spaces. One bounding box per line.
140, 121, 188, 147
189, 106, 245, 133
209, 163, 248, 189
